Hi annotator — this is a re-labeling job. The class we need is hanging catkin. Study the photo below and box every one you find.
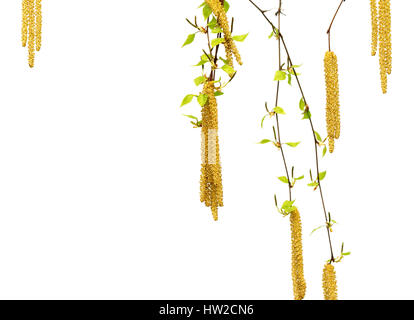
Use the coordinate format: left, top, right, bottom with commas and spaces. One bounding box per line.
200, 81, 223, 221
322, 263, 338, 300
378, 0, 392, 94
22, 0, 29, 47
22, 0, 42, 67
290, 209, 306, 300
35, 0, 42, 51
370, 0, 378, 56
205, 0, 242, 67
27, 0, 35, 68
324, 51, 341, 153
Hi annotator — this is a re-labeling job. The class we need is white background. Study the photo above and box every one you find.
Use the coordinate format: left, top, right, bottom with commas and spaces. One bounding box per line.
0, 0, 412, 300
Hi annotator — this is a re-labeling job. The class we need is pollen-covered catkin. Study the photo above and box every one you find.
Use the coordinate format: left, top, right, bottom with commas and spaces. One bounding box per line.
205, 0, 242, 67
324, 51, 341, 153
370, 0, 378, 56
378, 0, 392, 94
200, 81, 223, 221
22, 0, 42, 67
22, 0, 29, 47
28, 0, 35, 68
290, 209, 306, 300
322, 263, 338, 300
35, 0, 42, 51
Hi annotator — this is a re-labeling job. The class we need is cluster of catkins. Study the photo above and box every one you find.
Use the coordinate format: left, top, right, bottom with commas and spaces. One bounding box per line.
322, 263, 338, 300
289, 209, 307, 300
205, 0, 242, 68
200, 81, 223, 221
324, 51, 341, 153
371, 0, 392, 93
22, 0, 42, 68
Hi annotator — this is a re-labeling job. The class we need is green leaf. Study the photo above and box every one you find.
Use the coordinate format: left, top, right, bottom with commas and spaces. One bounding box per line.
310, 225, 324, 235
342, 252, 351, 256
286, 142, 301, 148
299, 98, 306, 111
261, 115, 267, 128
258, 139, 272, 144
281, 200, 295, 210
302, 110, 311, 119
181, 94, 194, 107
319, 171, 327, 181
273, 106, 286, 115
197, 94, 208, 107
223, 1, 230, 12
182, 33, 196, 48
194, 54, 210, 66
183, 114, 198, 120
287, 73, 292, 85
315, 131, 322, 142
203, 4, 212, 20
278, 176, 289, 184
232, 33, 249, 42
210, 27, 223, 34
308, 182, 319, 187
194, 76, 206, 86
295, 175, 305, 181
221, 64, 235, 76
211, 38, 225, 48
214, 91, 224, 97
274, 70, 286, 81
207, 17, 218, 28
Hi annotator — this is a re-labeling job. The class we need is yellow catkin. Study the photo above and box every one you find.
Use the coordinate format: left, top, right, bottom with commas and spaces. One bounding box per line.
27, 0, 35, 68
200, 81, 223, 221
370, 0, 378, 56
35, 0, 42, 51
205, 0, 242, 67
290, 209, 306, 300
322, 263, 338, 300
22, 0, 29, 47
378, 0, 392, 94
22, 0, 42, 67
324, 51, 341, 153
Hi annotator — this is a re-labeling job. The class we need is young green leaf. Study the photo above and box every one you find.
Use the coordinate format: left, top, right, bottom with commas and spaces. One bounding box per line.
319, 171, 327, 181
258, 139, 272, 144
278, 176, 289, 184
221, 64, 235, 76
183, 114, 198, 120
295, 175, 305, 181
274, 70, 287, 81
261, 115, 267, 128
211, 38, 225, 48
299, 98, 306, 111
223, 1, 230, 12
315, 131, 322, 142
214, 91, 224, 97
323, 146, 327, 157
273, 106, 286, 115
302, 110, 312, 119
285, 142, 301, 148
203, 4, 212, 20
194, 76, 206, 86
197, 94, 208, 107
182, 33, 196, 48
232, 33, 249, 42
310, 225, 324, 235
181, 94, 195, 107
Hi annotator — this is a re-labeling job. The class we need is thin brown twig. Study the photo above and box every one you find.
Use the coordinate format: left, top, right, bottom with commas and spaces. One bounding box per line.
327, 0, 346, 51
248, 0, 335, 262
